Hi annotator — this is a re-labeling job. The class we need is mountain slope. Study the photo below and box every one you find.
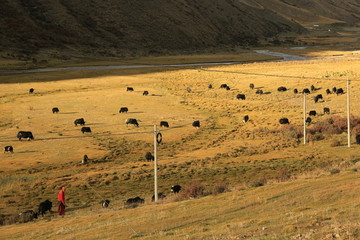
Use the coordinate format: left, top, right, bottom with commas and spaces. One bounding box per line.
1, 0, 305, 56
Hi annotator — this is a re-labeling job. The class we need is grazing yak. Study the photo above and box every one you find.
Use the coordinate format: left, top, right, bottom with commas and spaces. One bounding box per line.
277, 86, 287, 92
302, 88, 310, 94
311, 85, 317, 92
29, 88, 34, 93
220, 84, 228, 89
314, 94, 323, 103
82, 155, 89, 164
324, 107, 330, 114
17, 131, 34, 141
145, 152, 154, 161
186, 87, 192, 93
160, 121, 169, 128
126, 87, 134, 92
74, 118, 85, 126
171, 185, 182, 193
279, 118, 290, 124
52, 107, 59, 114
143, 91, 149, 96
38, 200, 52, 216
4, 146, 14, 153
152, 192, 166, 202
236, 94, 246, 100
249, 83, 255, 89
81, 127, 92, 134
243, 115, 249, 123
225, 86, 231, 91
125, 197, 144, 206
332, 87, 337, 93
293, 89, 298, 94
126, 118, 139, 127
336, 88, 344, 95
102, 200, 110, 208
208, 84, 213, 89
256, 89, 263, 94
356, 134, 360, 145
119, 107, 128, 113
192, 120, 200, 128
309, 110, 317, 116
306, 117, 312, 125
326, 89, 331, 95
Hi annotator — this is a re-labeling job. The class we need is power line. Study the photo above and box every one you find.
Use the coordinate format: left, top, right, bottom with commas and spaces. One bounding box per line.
199, 68, 360, 82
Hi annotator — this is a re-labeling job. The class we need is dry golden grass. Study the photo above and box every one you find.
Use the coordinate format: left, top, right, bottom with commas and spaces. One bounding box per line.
1, 50, 360, 238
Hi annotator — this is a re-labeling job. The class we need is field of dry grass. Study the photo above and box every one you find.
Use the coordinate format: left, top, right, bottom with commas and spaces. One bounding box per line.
1, 49, 360, 239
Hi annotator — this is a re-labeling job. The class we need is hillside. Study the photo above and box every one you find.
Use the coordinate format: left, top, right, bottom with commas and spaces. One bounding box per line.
1, 171, 359, 239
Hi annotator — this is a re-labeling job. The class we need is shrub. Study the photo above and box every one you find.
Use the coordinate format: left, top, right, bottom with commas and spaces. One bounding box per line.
177, 181, 205, 200
211, 183, 229, 195
280, 125, 303, 139
330, 140, 341, 147
248, 178, 267, 188
275, 168, 291, 182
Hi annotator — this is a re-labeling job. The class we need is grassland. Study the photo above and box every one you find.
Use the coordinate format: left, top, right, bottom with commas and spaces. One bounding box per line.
1, 48, 360, 239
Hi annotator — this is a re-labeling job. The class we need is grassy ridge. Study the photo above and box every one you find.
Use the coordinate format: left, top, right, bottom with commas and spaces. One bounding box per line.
1, 171, 359, 239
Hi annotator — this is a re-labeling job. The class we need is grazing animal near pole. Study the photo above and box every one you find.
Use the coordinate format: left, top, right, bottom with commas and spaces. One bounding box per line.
306, 117, 312, 125
145, 152, 154, 161
309, 110, 317, 116
143, 91, 149, 96
293, 89, 298, 94
171, 185, 182, 193
126, 118, 139, 127
160, 121, 169, 128
279, 118, 290, 124
336, 88, 344, 95
249, 83, 254, 89
302, 88, 310, 94
152, 193, 166, 202
126, 87, 134, 92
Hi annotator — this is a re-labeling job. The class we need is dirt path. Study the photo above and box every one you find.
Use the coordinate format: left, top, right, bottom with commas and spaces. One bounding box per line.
254, 50, 307, 61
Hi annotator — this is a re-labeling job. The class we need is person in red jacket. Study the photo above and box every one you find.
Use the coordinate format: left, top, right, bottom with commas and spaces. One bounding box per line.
57, 186, 66, 216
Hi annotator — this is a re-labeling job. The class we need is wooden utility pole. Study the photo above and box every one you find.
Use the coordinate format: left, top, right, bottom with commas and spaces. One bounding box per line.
347, 79, 351, 147
303, 93, 306, 144
153, 125, 158, 202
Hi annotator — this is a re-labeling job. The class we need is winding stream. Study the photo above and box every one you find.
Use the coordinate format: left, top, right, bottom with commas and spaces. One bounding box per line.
0, 50, 307, 76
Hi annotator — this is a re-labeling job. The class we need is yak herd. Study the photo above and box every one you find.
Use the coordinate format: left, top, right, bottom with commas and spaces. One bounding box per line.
3, 82, 360, 225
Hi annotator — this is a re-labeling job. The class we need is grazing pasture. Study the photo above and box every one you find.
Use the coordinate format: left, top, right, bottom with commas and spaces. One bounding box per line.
0, 52, 360, 239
